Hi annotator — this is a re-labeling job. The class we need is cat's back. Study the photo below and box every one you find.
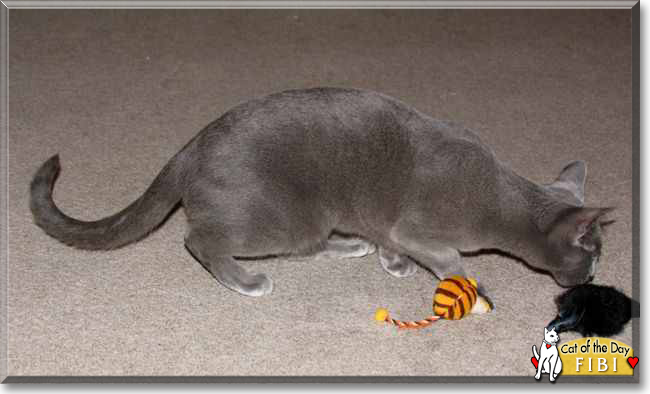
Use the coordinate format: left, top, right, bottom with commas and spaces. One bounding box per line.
192, 87, 500, 186
195, 87, 418, 177
181, 88, 505, 233
203, 87, 414, 137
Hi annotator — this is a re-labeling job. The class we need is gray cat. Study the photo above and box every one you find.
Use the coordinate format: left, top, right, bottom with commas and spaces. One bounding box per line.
30, 87, 611, 302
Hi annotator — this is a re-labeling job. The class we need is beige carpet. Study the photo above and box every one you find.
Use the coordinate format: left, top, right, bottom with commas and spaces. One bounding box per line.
7, 9, 634, 378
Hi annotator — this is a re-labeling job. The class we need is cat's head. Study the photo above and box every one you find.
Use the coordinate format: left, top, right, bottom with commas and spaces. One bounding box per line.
544, 206, 612, 287
544, 326, 560, 344
535, 161, 613, 287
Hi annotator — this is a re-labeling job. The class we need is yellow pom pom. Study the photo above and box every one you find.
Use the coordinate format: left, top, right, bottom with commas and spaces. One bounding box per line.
375, 308, 389, 322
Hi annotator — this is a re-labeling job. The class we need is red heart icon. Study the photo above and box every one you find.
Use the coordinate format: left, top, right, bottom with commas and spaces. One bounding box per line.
627, 357, 639, 369
531, 357, 539, 369
546, 344, 552, 349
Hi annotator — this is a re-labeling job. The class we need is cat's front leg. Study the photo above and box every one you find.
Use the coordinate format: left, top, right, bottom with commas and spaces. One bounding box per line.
408, 246, 489, 295
316, 234, 376, 259
377, 247, 418, 277
388, 227, 494, 309
548, 355, 559, 382
290, 234, 376, 260
554, 357, 563, 380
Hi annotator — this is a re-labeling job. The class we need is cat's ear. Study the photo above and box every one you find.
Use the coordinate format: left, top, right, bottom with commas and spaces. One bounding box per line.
549, 161, 587, 206
554, 207, 614, 251
544, 327, 549, 334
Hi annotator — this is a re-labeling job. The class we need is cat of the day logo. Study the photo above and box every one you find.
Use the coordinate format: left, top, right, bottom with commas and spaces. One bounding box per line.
531, 329, 637, 381
532, 327, 563, 381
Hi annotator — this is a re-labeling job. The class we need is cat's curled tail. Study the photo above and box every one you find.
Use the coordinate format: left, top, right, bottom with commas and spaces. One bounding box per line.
532, 345, 540, 361
30, 152, 185, 250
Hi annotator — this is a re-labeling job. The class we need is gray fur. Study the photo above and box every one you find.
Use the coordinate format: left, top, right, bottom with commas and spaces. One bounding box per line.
378, 247, 418, 278
30, 87, 611, 298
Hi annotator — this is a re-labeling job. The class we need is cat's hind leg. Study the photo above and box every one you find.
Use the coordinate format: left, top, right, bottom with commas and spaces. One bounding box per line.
185, 228, 274, 297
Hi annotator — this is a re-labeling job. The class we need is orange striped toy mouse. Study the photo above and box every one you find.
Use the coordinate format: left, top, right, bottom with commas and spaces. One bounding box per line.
375, 276, 492, 330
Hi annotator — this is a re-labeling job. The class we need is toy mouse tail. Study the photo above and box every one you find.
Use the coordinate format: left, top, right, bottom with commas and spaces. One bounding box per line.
386, 315, 441, 330
374, 308, 441, 330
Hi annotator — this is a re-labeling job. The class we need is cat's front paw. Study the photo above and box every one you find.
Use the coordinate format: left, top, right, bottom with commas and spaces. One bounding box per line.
378, 248, 418, 278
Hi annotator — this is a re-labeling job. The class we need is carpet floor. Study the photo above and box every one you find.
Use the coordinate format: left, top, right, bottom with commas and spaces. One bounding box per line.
8, 9, 634, 377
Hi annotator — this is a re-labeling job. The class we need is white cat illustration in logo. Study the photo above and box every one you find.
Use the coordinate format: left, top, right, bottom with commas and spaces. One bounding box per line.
532, 327, 563, 381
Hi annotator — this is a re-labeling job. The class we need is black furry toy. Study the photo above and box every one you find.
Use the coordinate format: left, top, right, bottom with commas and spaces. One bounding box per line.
547, 284, 639, 337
